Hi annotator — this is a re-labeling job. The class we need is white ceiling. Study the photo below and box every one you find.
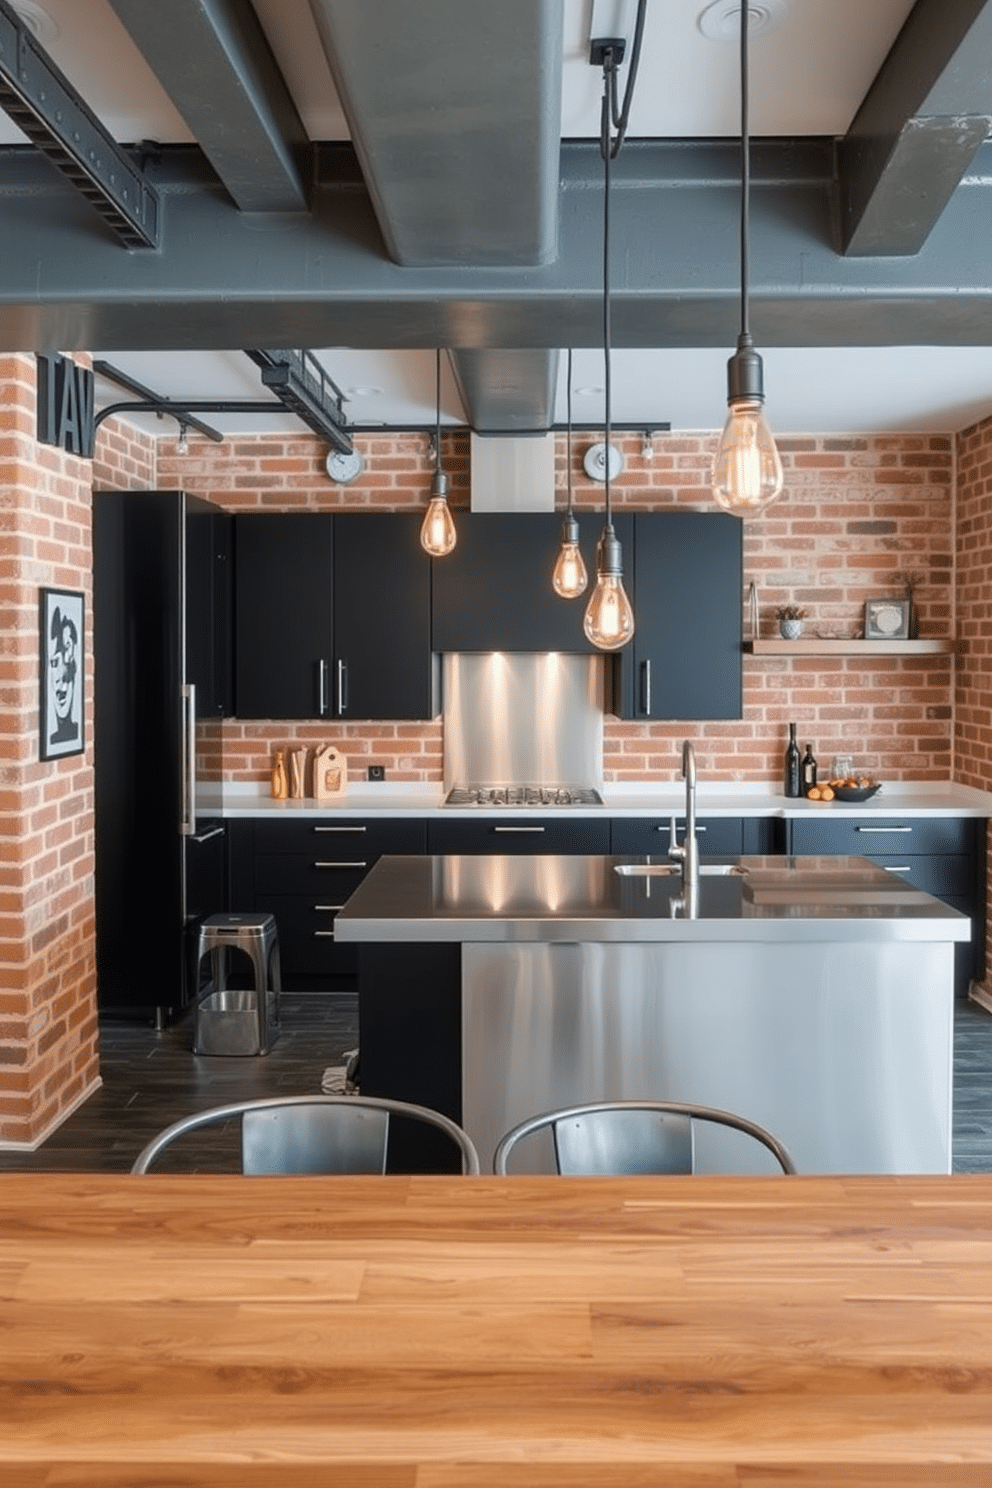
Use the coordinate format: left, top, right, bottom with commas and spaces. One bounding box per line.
10, 0, 992, 439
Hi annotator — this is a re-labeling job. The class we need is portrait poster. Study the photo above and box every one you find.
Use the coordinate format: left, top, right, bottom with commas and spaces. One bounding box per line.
40, 587, 84, 760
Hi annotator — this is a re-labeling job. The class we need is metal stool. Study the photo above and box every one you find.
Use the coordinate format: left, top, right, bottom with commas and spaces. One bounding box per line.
193, 912, 281, 1056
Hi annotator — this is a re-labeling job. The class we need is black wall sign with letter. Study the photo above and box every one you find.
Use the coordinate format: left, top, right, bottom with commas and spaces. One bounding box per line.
36, 354, 95, 458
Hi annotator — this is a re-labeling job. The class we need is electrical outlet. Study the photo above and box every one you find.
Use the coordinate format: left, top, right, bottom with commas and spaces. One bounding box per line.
367, 764, 385, 782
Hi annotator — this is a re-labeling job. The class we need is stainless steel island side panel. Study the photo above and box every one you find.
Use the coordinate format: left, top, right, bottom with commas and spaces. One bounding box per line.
461, 939, 953, 1176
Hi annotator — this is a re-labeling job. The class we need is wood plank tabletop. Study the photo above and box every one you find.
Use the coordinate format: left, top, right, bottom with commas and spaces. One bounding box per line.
3, 1173, 992, 1486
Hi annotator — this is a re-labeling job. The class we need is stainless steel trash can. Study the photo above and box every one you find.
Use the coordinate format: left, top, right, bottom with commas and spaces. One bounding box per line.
193, 912, 281, 1056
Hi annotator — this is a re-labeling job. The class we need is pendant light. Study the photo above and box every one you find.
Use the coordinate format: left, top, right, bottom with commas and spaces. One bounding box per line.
420, 348, 457, 556
552, 348, 588, 599
583, 17, 643, 653
711, 1, 783, 516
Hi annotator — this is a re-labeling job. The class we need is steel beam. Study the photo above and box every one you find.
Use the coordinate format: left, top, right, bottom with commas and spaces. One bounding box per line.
307, 0, 563, 267
449, 350, 561, 433
0, 0, 158, 247
6, 140, 992, 356
839, 0, 992, 256
105, 0, 309, 213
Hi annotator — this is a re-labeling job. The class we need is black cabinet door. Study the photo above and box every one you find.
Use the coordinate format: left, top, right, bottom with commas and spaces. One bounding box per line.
185, 499, 232, 716
427, 817, 611, 854
611, 512, 742, 720
234, 514, 334, 719
431, 512, 618, 653
333, 513, 433, 719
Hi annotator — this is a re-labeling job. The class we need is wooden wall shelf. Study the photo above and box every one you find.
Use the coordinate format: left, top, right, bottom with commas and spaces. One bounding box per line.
745, 638, 957, 656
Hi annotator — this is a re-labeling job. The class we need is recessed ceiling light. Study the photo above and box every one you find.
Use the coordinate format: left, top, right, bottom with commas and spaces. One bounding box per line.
345, 386, 384, 398
697, 0, 785, 41
11, 1, 59, 46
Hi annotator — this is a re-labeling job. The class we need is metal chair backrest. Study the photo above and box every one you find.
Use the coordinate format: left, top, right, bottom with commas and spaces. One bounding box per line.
493, 1100, 796, 1176
131, 1095, 481, 1175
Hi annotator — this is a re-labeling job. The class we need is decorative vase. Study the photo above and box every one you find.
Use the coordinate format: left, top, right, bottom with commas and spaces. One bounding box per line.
779, 618, 803, 640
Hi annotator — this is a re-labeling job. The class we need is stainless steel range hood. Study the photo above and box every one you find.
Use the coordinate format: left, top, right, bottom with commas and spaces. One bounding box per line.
442, 652, 604, 792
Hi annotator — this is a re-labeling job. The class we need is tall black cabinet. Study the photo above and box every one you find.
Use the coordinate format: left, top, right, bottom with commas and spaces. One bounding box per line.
93, 490, 231, 1016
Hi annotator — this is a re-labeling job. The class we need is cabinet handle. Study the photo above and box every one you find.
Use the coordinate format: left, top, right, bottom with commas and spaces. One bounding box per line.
641, 659, 652, 716
856, 825, 912, 834
314, 930, 336, 938
493, 826, 546, 834
882, 865, 912, 874
190, 824, 225, 845
314, 904, 345, 912
314, 825, 367, 834
319, 659, 329, 716
337, 658, 347, 715
314, 860, 368, 868
180, 683, 196, 836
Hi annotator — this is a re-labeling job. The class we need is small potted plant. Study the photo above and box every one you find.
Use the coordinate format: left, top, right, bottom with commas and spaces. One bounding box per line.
776, 603, 807, 640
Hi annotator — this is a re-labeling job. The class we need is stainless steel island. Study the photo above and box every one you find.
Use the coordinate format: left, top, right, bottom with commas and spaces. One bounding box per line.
335, 853, 970, 1175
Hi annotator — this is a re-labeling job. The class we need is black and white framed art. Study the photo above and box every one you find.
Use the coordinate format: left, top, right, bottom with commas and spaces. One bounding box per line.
40, 587, 84, 760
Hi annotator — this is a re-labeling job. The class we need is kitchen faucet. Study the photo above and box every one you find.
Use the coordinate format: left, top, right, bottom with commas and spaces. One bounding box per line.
668, 740, 699, 904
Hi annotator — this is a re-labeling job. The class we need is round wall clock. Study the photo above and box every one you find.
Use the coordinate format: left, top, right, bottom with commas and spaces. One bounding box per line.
325, 448, 364, 484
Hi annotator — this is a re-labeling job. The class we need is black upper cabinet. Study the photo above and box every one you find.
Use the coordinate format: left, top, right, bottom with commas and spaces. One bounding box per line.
610, 512, 743, 720
431, 512, 619, 653
334, 514, 433, 719
185, 501, 232, 716
235, 513, 334, 720
234, 513, 433, 720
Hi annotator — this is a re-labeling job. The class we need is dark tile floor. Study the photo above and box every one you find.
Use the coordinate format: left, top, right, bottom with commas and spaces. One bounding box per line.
2, 991, 991, 1173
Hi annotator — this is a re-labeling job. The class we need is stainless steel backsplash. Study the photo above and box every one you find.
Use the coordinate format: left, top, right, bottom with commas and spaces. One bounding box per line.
442, 653, 604, 788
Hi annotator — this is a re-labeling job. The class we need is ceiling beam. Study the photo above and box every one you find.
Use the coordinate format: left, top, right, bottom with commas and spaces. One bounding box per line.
306, 0, 563, 267
449, 350, 561, 433
839, 0, 992, 256
6, 140, 992, 372
0, 0, 158, 247
105, 0, 309, 212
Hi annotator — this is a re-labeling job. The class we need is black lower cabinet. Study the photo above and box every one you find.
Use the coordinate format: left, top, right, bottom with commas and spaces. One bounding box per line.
228, 816, 427, 987
427, 818, 611, 855
788, 815, 986, 998
359, 942, 463, 1173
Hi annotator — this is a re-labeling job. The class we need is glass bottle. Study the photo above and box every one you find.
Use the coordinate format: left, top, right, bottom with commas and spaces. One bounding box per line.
802, 742, 817, 794
784, 723, 800, 798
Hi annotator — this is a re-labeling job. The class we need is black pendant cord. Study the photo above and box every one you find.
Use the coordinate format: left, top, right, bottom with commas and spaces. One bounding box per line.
739, 2, 751, 342
566, 346, 574, 517
604, 0, 647, 158
600, 52, 615, 532
434, 347, 442, 473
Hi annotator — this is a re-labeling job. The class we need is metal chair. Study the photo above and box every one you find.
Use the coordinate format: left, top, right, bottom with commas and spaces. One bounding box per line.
131, 1095, 480, 1175
492, 1100, 796, 1176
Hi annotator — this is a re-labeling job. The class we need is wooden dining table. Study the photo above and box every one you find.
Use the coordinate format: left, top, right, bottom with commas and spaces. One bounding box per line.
3, 1171, 992, 1486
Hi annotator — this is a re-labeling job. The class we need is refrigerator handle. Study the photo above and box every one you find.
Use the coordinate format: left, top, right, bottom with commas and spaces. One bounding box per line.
181, 683, 196, 837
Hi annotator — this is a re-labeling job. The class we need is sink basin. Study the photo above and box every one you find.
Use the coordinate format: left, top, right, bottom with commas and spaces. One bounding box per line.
614, 863, 746, 877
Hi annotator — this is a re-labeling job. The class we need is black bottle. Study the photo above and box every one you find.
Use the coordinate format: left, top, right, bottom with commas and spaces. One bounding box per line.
784, 723, 801, 798
802, 742, 817, 794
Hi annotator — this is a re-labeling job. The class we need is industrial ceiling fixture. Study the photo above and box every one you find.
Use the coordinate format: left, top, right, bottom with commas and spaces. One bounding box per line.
420, 349, 457, 557
583, 5, 645, 652
552, 349, 588, 600
711, 2, 784, 516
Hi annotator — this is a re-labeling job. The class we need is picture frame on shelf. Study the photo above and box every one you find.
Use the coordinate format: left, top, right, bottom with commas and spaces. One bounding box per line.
40, 586, 84, 760
864, 597, 910, 641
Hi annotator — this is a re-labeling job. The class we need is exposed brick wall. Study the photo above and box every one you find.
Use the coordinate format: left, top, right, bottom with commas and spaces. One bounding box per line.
953, 415, 992, 991
0, 355, 99, 1147
91, 413, 157, 490
160, 426, 956, 788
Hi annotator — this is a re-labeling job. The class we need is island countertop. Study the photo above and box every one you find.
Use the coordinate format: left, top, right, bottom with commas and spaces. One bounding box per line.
334, 851, 972, 944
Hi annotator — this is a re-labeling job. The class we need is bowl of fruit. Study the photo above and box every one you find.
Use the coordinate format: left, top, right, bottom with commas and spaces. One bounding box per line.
828, 775, 881, 803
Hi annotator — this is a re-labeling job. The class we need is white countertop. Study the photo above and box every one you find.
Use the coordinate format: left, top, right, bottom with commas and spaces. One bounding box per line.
205, 780, 992, 820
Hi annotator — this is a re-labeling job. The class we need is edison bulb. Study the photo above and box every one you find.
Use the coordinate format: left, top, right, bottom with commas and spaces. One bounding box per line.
420, 496, 457, 556
552, 539, 588, 599
584, 572, 634, 650
712, 397, 784, 514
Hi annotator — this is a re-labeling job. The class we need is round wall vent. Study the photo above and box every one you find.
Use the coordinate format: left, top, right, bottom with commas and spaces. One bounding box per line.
698, 0, 786, 41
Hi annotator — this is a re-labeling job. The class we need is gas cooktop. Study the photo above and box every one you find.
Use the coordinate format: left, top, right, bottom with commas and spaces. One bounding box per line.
444, 785, 603, 808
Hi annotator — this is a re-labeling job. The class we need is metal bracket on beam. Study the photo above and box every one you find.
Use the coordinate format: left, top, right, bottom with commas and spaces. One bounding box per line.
245, 350, 353, 453
0, 0, 159, 248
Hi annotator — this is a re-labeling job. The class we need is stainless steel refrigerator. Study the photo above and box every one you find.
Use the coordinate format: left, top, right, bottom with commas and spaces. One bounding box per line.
93, 489, 231, 1020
